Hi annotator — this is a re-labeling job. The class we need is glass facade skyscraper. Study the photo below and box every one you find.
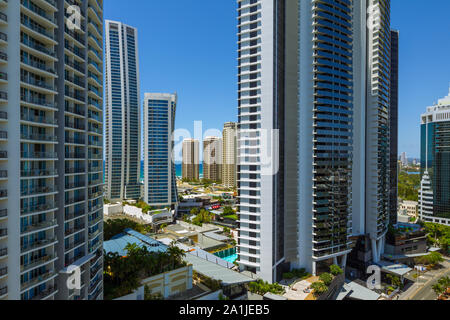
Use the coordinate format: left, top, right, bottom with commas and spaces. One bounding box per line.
105, 20, 140, 202
420, 90, 450, 226
143, 93, 178, 208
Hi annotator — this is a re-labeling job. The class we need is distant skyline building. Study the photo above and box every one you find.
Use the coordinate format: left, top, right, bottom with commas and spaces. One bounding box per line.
222, 122, 237, 188
400, 152, 408, 167
1, 0, 104, 300
143, 93, 178, 208
182, 139, 199, 181
105, 20, 141, 202
236, 0, 392, 283
389, 30, 399, 225
419, 89, 450, 226
203, 136, 222, 182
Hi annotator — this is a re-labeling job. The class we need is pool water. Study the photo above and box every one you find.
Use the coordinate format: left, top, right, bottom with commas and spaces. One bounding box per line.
222, 253, 238, 264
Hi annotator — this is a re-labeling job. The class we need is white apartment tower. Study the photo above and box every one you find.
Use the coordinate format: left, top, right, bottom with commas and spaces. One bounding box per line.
105, 20, 140, 202
143, 93, 178, 208
237, 0, 392, 282
0, 0, 104, 300
222, 122, 237, 188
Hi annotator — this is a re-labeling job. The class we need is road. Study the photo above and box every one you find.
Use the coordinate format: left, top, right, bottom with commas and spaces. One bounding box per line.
402, 259, 450, 301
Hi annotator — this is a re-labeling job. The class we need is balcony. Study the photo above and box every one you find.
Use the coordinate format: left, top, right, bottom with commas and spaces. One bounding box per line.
21, 56, 56, 76
65, 59, 85, 74
21, 151, 57, 160
88, 215, 102, 227
65, 237, 86, 251
21, 269, 56, 291
0, 286, 6, 299
0, 228, 7, 239
64, 42, 85, 60
0, 151, 7, 159
21, 185, 57, 197
21, 254, 56, 273
65, 136, 85, 145
21, 169, 57, 178
21, 94, 57, 109
65, 26, 85, 46
21, 75, 56, 92
65, 74, 86, 88
21, 203, 56, 216
21, 38, 55, 58
65, 209, 85, 221
65, 224, 86, 237
65, 120, 86, 131
20, 0, 57, 26
65, 104, 85, 116
0, 131, 7, 140
65, 167, 86, 175
30, 285, 58, 300
65, 152, 86, 159
0, 170, 6, 180
0, 266, 7, 279
21, 237, 57, 253
0, 190, 7, 200
21, 219, 57, 235
0, 247, 7, 258
21, 132, 58, 143
21, 113, 57, 126
65, 181, 85, 190
66, 197, 85, 206
88, 191, 102, 199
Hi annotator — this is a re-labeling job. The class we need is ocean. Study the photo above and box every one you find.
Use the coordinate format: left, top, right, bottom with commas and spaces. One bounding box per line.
103, 161, 203, 183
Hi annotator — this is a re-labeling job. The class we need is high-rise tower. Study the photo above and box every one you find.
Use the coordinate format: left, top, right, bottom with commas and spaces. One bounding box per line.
236, 0, 392, 282
222, 122, 237, 188
0, 0, 104, 300
143, 93, 178, 208
203, 136, 222, 183
105, 20, 140, 202
419, 90, 450, 226
182, 139, 199, 181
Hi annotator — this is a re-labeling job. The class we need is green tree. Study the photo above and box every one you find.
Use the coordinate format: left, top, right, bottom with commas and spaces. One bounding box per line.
329, 265, 343, 276
319, 273, 334, 286
311, 281, 328, 297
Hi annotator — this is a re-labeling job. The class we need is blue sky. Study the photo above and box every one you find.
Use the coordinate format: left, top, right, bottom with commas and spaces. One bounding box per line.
104, 0, 450, 159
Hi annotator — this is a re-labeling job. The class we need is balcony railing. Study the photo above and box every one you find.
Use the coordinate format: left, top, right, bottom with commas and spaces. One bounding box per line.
21, 203, 56, 216
30, 285, 57, 300
21, 237, 57, 252
21, 186, 56, 196
21, 269, 55, 291
21, 219, 57, 234
21, 113, 57, 125
21, 94, 56, 109
21, 0, 57, 24
21, 169, 57, 178
21, 132, 58, 142
21, 151, 57, 159
21, 254, 56, 272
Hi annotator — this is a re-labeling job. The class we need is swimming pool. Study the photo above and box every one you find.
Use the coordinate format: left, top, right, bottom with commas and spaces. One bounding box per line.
222, 253, 238, 264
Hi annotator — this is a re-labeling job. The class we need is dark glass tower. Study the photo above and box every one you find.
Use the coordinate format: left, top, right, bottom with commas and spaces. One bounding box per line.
389, 30, 399, 225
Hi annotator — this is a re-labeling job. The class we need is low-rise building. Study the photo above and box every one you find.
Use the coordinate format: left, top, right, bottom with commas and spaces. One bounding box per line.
399, 200, 419, 217
385, 223, 428, 258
